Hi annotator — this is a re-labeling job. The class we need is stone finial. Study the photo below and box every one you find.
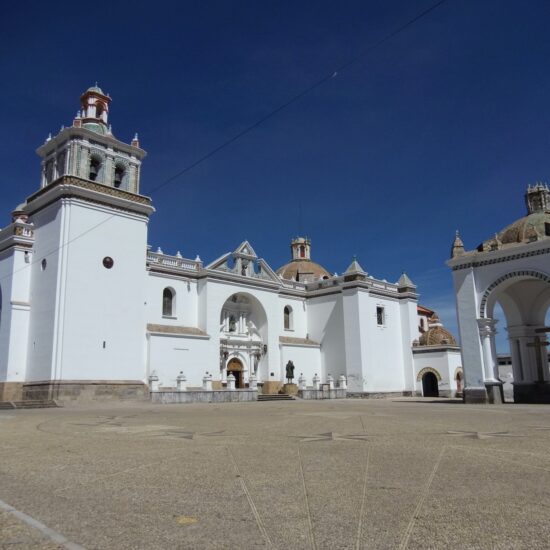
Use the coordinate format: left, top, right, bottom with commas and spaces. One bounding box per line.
131, 133, 140, 148
450, 230, 465, 258
397, 271, 415, 288
344, 255, 365, 274
46, 133, 52, 142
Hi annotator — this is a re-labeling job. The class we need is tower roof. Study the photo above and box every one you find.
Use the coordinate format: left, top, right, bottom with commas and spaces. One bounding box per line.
344, 256, 365, 274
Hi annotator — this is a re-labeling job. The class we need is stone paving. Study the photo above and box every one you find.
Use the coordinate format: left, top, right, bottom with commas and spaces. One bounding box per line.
1, 398, 550, 549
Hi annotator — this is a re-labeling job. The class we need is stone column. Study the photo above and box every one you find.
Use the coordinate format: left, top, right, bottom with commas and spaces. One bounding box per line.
326, 374, 334, 390
298, 373, 307, 390
226, 373, 236, 391
477, 318, 499, 382
338, 375, 347, 390
477, 318, 503, 403
203, 373, 213, 391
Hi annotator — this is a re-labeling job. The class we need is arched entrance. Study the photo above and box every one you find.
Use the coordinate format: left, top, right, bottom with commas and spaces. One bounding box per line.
219, 292, 268, 385
422, 372, 439, 397
227, 357, 244, 389
482, 271, 550, 403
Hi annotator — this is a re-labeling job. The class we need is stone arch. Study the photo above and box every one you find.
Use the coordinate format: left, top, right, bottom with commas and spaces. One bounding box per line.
416, 367, 442, 382
454, 366, 463, 380
480, 270, 550, 318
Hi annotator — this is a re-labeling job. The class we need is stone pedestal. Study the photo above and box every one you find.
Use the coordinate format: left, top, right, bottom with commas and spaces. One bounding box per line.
149, 374, 160, 392
298, 374, 307, 390
176, 372, 187, 392
312, 374, 320, 390
249, 374, 258, 390
202, 374, 213, 391
326, 375, 334, 390
338, 375, 347, 390
226, 373, 236, 391
282, 383, 299, 396
485, 381, 504, 404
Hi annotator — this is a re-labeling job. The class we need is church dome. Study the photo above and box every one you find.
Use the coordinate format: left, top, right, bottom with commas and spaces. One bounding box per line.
276, 237, 330, 283
419, 316, 457, 347
276, 260, 330, 283
479, 184, 550, 251
86, 84, 105, 95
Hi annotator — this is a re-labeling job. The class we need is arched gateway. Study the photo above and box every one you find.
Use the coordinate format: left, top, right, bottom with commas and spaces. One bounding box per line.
448, 184, 550, 404
219, 292, 268, 388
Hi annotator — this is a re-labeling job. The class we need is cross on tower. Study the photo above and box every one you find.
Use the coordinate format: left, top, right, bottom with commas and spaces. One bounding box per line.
527, 328, 550, 383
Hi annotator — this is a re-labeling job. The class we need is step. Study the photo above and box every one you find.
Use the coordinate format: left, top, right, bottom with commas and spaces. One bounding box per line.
0, 400, 60, 410
257, 394, 295, 401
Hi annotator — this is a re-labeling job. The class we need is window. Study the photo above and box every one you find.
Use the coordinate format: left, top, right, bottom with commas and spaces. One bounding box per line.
162, 287, 175, 317
376, 306, 385, 326
114, 164, 126, 189
89, 157, 101, 181
284, 305, 293, 330
299, 245, 305, 258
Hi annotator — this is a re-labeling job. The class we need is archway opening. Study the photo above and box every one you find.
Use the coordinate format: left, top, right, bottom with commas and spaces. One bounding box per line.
422, 372, 439, 397
485, 274, 550, 402
227, 357, 244, 389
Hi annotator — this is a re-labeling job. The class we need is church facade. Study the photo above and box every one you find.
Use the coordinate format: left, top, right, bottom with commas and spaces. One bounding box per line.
0, 87, 461, 403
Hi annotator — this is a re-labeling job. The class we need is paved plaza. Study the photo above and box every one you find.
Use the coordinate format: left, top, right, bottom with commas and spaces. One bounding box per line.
1, 398, 550, 549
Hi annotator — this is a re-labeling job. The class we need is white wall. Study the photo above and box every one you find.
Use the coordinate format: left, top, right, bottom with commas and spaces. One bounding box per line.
145, 273, 199, 327
357, 292, 406, 392
280, 344, 321, 386
148, 333, 211, 388
307, 293, 346, 382
0, 247, 31, 384
278, 295, 307, 337
28, 198, 149, 382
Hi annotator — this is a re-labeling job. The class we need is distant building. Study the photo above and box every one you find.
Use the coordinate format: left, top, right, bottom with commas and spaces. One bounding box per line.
0, 86, 461, 403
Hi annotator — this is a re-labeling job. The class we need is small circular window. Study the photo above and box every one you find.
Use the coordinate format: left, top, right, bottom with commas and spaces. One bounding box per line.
102, 256, 114, 269
41, 258, 47, 271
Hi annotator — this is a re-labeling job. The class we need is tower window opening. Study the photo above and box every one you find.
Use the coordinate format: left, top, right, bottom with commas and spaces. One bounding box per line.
114, 165, 125, 188
89, 157, 101, 182
299, 245, 305, 258
96, 103, 104, 119
376, 306, 385, 326
162, 287, 175, 317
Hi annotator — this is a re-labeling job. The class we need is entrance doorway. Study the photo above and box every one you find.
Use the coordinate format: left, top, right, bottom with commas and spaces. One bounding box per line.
227, 358, 244, 389
422, 372, 439, 397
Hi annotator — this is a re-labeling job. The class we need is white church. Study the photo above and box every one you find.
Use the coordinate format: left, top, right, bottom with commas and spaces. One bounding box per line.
0, 86, 462, 404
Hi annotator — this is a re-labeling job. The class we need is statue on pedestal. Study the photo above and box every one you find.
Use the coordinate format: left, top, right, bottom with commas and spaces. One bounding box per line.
285, 360, 295, 383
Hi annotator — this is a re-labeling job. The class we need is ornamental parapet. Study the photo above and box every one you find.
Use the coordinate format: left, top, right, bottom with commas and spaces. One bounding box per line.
0, 220, 35, 254
146, 250, 201, 273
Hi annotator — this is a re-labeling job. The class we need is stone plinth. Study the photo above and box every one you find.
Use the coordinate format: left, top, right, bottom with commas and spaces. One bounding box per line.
261, 381, 283, 395
150, 389, 258, 404
282, 383, 299, 396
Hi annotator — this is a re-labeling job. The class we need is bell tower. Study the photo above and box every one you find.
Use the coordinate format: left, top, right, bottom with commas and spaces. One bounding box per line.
290, 237, 311, 260
36, 84, 145, 194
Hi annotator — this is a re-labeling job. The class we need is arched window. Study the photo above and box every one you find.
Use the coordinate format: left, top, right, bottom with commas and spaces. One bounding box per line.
162, 287, 175, 317
299, 245, 305, 258
96, 103, 104, 119
284, 305, 293, 330
89, 156, 102, 182
114, 164, 126, 189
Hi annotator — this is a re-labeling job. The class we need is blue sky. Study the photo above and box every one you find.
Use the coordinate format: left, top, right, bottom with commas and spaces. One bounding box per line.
2, 0, 550, 350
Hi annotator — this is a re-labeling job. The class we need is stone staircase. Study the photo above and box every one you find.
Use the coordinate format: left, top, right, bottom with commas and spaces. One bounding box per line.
0, 400, 60, 410
257, 394, 295, 402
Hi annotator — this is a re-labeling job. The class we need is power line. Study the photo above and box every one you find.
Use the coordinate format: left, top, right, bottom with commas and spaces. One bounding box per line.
146, 0, 449, 196
1, 0, 450, 284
